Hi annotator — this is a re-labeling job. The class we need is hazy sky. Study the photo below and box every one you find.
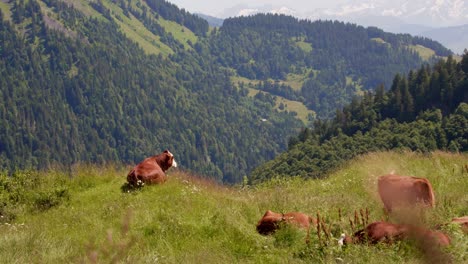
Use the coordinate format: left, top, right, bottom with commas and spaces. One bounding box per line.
166, 0, 344, 17
165, 0, 468, 30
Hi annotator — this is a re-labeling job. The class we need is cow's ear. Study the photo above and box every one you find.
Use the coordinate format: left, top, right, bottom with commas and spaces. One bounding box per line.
163, 149, 169, 153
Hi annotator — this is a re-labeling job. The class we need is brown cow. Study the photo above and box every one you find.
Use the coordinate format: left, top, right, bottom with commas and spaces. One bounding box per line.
127, 150, 177, 186
450, 216, 468, 233
345, 221, 410, 245
378, 174, 435, 213
344, 221, 450, 247
256, 210, 317, 242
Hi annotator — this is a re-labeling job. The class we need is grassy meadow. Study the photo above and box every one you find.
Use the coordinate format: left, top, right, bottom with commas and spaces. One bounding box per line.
0, 151, 467, 263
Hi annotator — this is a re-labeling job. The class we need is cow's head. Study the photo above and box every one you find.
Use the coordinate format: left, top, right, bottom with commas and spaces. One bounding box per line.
163, 149, 177, 169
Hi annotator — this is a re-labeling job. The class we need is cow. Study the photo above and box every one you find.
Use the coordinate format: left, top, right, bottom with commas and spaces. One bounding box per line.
378, 174, 435, 213
344, 221, 450, 247
345, 221, 410, 245
451, 216, 468, 233
256, 210, 317, 242
127, 150, 177, 186
435, 216, 468, 234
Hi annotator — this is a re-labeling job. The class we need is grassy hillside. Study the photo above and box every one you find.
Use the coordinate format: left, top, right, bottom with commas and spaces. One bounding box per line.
1, 152, 467, 263
231, 75, 316, 125
246, 88, 315, 125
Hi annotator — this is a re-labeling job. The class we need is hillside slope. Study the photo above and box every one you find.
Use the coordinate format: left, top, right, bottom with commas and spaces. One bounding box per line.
0, 0, 301, 183
209, 15, 452, 118
0, 152, 467, 263
251, 53, 468, 183
421, 24, 468, 55
0, 0, 457, 184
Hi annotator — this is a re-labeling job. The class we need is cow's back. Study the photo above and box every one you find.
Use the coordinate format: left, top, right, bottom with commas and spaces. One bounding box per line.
378, 174, 435, 212
127, 157, 166, 185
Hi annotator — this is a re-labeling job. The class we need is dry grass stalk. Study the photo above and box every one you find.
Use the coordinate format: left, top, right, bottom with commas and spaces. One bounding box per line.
349, 218, 355, 233
360, 209, 365, 227
85, 211, 135, 264
354, 210, 360, 227
321, 219, 331, 242
365, 208, 369, 227
316, 212, 322, 244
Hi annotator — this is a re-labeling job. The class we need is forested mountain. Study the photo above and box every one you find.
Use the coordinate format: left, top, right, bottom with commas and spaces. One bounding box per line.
0, 0, 301, 183
250, 54, 468, 183
208, 14, 452, 118
0, 0, 458, 184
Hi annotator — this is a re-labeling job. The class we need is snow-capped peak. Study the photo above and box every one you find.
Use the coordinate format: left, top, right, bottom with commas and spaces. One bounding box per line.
319, 0, 468, 27
235, 6, 295, 17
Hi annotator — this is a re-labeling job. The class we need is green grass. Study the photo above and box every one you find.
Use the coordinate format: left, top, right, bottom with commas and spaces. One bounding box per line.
0, 2, 11, 21
247, 88, 315, 125
284, 69, 313, 91
408, 45, 436, 61
346, 76, 364, 96
274, 96, 316, 124
1, 151, 467, 263
60, 0, 106, 19
57, 0, 196, 54
231, 68, 313, 92
295, 41, 313, 53
114, 15, 173, 56
370, 38, 437, 61
371, 38, 387, 44
157, 17, 197, 50
231, 72, 316, 124
102, 0, 174, 56
231, 75, 261, 88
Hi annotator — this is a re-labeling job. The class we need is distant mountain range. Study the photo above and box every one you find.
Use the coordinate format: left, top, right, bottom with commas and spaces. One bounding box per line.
312, 0, 468, 28
216, 0, 468, 54
1, 0, 449, 183
196, 13, 223, 27
420, 24, 468, 55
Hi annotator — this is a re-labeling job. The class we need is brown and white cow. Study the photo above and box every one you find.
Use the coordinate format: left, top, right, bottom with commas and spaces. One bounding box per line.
256, 210, 317, 242
344, 221, 450, 247
378, 174, 435, 213
127, 150, 177, 185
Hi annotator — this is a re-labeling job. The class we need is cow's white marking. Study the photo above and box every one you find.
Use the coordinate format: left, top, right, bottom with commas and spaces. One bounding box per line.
338, 233, 346, 246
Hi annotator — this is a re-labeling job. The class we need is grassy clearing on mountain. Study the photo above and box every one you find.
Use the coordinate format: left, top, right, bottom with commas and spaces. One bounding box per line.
408, 44, 437, 61
275, 96, 316, 124
246, 88, 314, 124
295, 40, 313, 53
103, 0, 173, 56
157, 17, 197, 49
0, 152, 467, 263
284, 70, 313, 91
0, 2, 11, 20
231, 74, 315, 124
113, 14, 173, 56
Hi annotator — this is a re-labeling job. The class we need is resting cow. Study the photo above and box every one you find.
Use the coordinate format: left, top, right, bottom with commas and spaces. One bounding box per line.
344, 221, 450, 247
378, 174, 435, 213
127, 150, 177, 185
451, 216, 468, 233
256, 210, 317, 242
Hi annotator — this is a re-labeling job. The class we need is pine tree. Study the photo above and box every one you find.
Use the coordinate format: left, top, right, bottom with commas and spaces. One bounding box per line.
461, 49, 468, 74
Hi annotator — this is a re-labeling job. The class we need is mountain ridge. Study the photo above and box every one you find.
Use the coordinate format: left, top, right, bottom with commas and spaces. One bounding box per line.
0, 0, 461, 184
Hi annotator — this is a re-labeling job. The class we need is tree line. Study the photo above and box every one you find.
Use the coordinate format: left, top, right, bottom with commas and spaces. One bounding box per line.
208, 14, 451, 118
0, 0, 300, 183
250, 53, 468, 183
0, 0, 463, 184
